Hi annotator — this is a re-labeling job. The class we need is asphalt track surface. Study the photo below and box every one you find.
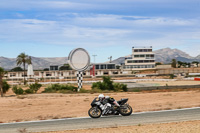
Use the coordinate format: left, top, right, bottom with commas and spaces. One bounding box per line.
0, 107, 200, 133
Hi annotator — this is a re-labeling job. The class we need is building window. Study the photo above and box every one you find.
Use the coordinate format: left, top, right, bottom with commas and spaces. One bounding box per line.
134, 55, 139, 58
113, 71, 118, 74
95, 65, 99, 69
103, 72, 109, 75
46, 73, 52, 76
100, 65, 106, 69
140, 55, 145, 57
50, 66, 59, 71
10, 73, 16, 77
107, 64, 115, 69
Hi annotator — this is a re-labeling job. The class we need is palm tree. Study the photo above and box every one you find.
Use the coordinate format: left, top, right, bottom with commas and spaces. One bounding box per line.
0, 67, 6, 97
16, 53, 29, 85
27, 56, 32, 65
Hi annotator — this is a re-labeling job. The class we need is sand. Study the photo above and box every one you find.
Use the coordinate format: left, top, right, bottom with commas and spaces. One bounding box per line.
0, 89, 200, 123
137, 80, 200, 86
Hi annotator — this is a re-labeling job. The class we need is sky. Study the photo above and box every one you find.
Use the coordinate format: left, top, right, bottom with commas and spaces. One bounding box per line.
0, 0, 200, 63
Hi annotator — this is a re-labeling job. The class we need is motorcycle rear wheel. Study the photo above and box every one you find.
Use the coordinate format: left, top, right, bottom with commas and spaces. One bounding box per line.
88, 107, 102, 118
119, 104, 132, 116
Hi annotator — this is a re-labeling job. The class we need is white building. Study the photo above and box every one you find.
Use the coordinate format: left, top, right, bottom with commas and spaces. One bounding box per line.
123, 46, 155, 70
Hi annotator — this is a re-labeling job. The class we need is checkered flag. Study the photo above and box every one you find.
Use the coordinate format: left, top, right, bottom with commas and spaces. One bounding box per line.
77, 71, 83, 91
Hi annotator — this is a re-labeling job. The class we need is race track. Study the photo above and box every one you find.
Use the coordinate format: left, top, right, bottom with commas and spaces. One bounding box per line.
0, 107, 200, 133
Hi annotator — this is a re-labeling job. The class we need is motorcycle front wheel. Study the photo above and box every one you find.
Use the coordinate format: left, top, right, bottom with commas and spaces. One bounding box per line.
88, 107, 102, 118
119, 104, 132, 116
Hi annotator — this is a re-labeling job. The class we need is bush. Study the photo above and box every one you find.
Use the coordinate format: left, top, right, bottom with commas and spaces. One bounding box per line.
12, 86, 17, 94
25, 89, 34, 94
29, 82, 42, 93
92, 76, 114, 91
113, 83, 128, 92
43, 87, 56, 93
12, 86, 24, 95
92, 76, 128, 92
2, 80, 10, 94
17, 88, 24, 95
42, 84, 78, 93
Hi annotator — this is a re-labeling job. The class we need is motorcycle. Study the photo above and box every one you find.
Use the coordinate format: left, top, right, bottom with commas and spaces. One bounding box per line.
88, 97, 132, 118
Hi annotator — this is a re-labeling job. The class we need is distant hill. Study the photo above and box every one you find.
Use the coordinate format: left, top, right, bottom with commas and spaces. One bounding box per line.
1, 48, 200, 70
0, 56, 68, 70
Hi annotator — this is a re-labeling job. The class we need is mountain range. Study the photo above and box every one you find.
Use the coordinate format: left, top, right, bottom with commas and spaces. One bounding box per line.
1, 48, 200, 70
0, 56, 68, 70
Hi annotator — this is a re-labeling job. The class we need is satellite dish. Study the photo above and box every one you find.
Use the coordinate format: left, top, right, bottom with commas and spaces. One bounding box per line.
68, 48, 90, 71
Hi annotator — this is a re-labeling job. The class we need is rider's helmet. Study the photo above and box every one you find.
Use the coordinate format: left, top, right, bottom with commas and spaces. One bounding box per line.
98, 94, 105, 101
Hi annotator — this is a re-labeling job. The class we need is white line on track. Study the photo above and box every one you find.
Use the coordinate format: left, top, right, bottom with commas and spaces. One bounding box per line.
0, 107, 200, 125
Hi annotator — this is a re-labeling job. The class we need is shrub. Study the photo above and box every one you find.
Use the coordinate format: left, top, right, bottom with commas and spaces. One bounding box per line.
92, 76, 128, 92
92, 76, 114, 91
113, 83, 128, 92
43, 87, 56, 93
42, 84, 78, 93
12, 86, 24, 95
25, 89, 33, 94
2, 80, 10, 94
102, 76, 114, 91
17, 88, 24, 95
92, 81, 104, 90
12, 86, 18, 94
29, 82, 42, 93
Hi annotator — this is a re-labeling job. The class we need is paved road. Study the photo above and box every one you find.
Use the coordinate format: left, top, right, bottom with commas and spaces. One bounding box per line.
0, 107, 200, 133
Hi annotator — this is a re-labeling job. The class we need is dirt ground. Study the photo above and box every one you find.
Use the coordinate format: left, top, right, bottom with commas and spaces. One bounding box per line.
0, 88, 200, 123
137, 80, 200, 86
36, 120, 200, 133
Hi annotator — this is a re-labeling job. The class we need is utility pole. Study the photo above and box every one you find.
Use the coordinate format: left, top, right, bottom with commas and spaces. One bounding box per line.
92, 55, 97, 63
108, 56, 112, 63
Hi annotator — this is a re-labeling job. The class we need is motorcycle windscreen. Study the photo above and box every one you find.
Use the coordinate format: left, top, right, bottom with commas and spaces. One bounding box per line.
91, 97, 98, 106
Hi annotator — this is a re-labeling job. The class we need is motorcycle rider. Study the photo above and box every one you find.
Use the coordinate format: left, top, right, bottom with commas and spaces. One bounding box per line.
98, 94, 120, 107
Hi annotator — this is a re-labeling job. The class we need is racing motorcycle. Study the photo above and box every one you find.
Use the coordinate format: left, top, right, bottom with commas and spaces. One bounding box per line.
88, 97, 132, 118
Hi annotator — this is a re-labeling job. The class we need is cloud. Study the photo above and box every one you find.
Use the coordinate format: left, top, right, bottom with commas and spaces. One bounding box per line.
0, 12, 199, 47
1, 0, 199, 18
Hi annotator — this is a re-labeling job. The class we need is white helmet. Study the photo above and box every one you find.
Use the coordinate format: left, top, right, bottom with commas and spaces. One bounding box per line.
98, 94, 104, 99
